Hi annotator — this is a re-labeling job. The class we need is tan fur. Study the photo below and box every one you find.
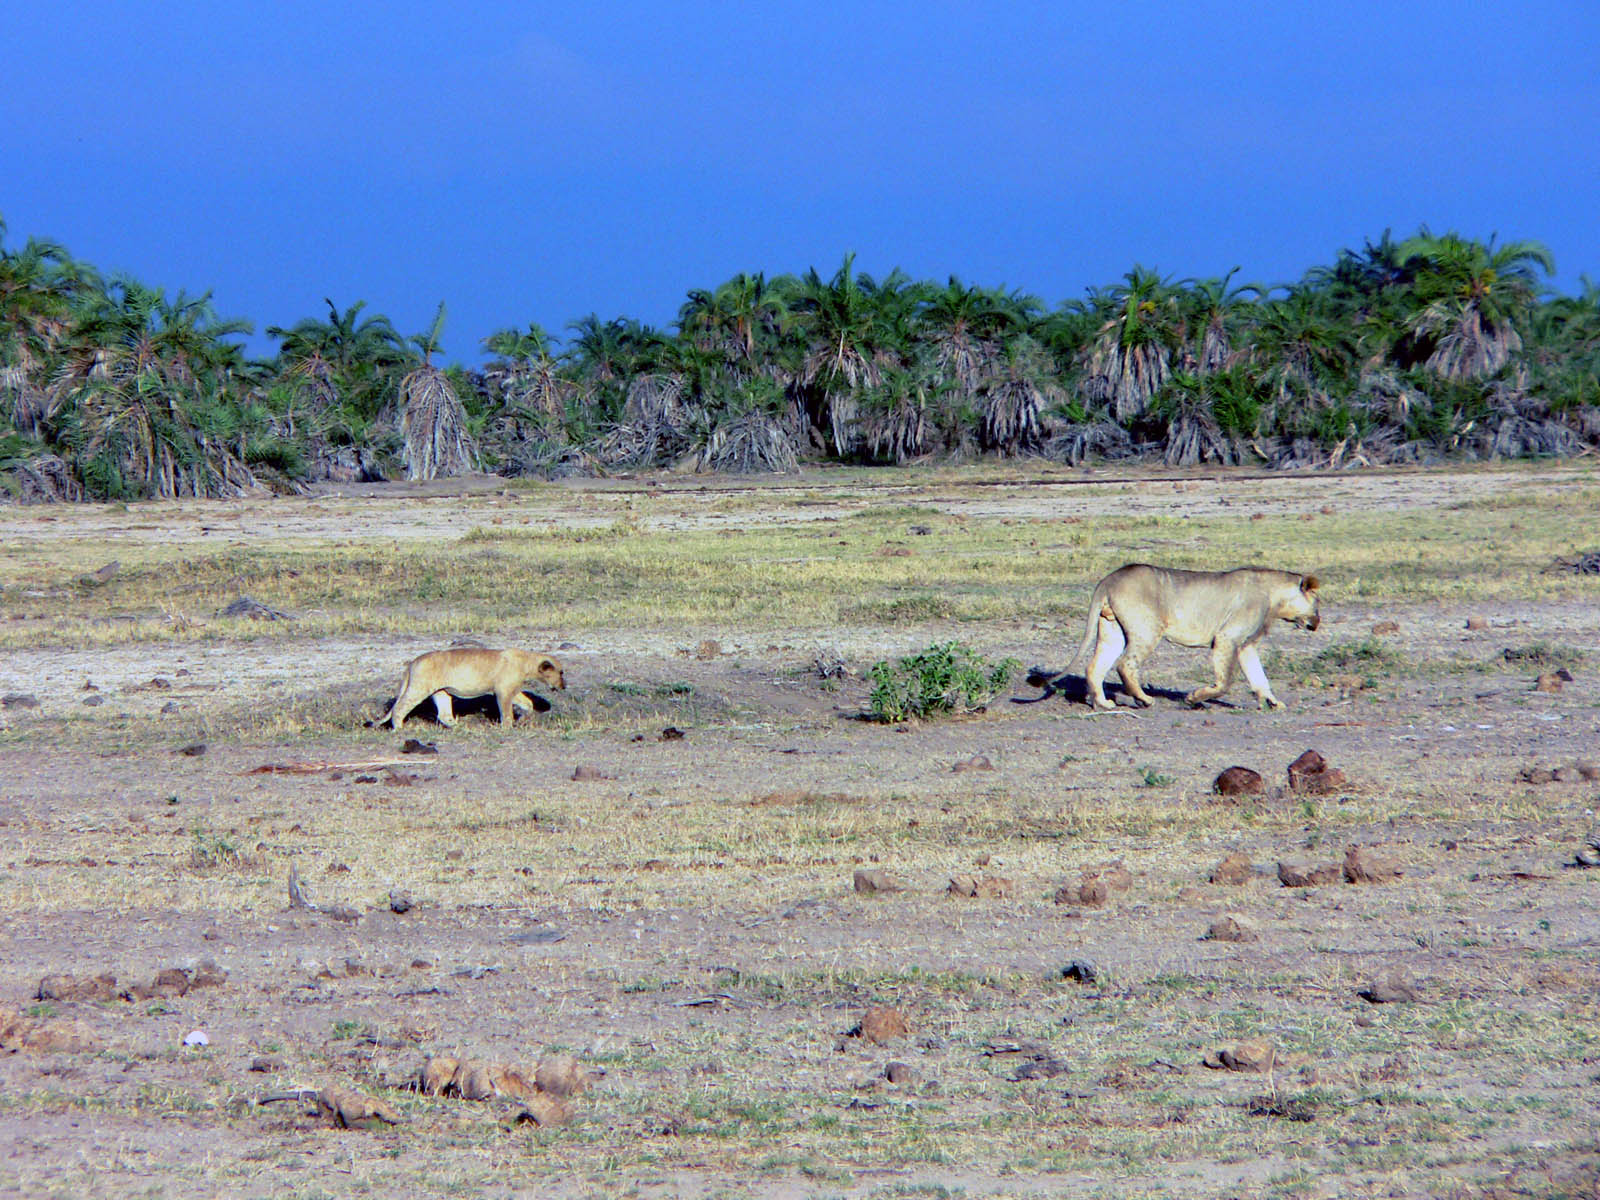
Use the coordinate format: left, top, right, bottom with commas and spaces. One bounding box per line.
377, 648, 566, 730
1066, 564, 1321, 711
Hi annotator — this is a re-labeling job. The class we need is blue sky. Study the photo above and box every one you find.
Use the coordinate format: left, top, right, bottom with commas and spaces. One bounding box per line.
7, 2, 1598, 360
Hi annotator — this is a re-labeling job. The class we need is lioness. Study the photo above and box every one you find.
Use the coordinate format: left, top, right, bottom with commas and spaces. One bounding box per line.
377, 648, 566, 730
1066, 564, 1320, 711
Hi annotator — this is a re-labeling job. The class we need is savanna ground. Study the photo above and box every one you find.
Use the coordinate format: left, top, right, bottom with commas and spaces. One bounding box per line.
0, 461, 1597, 1200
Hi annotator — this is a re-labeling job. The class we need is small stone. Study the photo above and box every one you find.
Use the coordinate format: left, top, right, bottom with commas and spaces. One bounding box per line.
1358, 974, 1420, 1004
1206, 915, 1259, 943
571, 765, 614, 781
1213, 766, 1264, 798
82, 695, 104, 707
1465, 617, 1488, 631
421, 1057, 459, 1096
1278, 860, 1342, 888
178, 743, 207, 757
1060, 960, 1098, 984
401, 739, 437, 755
1343, 845, 1402, 884
161, 701, 180, 714
1209, 852, 1255, 886
695, 639, 721, 660
249, 1054, 284, 1073
512, 1092, 574, 1127
534, 1053, 590, 1097
951, 754, 993, 773
2, 694, 40, 710
858, 1006, 910, 1044
947, 874, 1012, 899
884, 1061, 918, 1086
455, 1062, 496, 1101
1203, 1039, 1276, 1072
853, 869, 903, 895
1520, 767, 1556, 785
1370, 621, 1400, 636
389, 889, 414, 914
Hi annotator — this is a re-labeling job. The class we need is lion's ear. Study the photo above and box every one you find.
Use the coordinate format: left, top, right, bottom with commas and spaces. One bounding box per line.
1301, 574, 1320, 593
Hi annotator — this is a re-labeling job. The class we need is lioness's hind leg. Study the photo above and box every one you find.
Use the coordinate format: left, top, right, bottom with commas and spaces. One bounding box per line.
431, 692, 456, 727
1186, 640, 1238, 707
1238, 645, 1283, 710
382, 668, 418, 729
1085, 615, 1126, 711
1116, 635, 1157, 707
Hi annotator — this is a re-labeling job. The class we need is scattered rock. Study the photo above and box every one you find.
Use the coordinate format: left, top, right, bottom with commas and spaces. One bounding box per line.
400, 739, 437, 755
219, 595, 294, 621
1213, 766, 1264, 798
1203, 1040, 1277, 1072
951, 754, 993, 773
37, 972, 119, 1002
884, 1061, 918, 1086
511, 1091, 575, 1127
420, 1056, 459, 1096
1343, 845, 1402, 884
161, 701, 180, 714
1059, 960, 1099, 984
389, 889, 414, 914
178, 743, 207, 757
695, 639, 721, 660
1358, 974, 1421, 1004
82, 694, 104, 707
571, 765, 614, 781
855, 1006, 909, 1044
1371, 621, 1400, 636
315, 1086, 401, 1129
0, 1004, 93, 1054
535, 1054, 590, 1098
1209, 852, 1255, 886
659, 727, 685, 741
249, 1054, 284, 1073
1465, 616, 1488, 631
853, 869, 903, 895
1, 694, 39, 710
947, 874, 1012, 899
1287, 749, 1347, 795
1206, 915, 1259, 943
1277, 860, 1342, 888
1534, 672, 1563, 693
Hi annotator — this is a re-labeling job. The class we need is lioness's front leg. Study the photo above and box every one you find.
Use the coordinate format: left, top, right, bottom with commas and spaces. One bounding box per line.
431, 691, 457, 727
493, 686, 518, 728
1237, 644, 1284, 710
1186, 640, 1239, 707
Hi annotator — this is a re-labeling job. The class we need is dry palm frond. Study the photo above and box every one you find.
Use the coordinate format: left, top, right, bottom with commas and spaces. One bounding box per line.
1081, 335, 1170, 421
11, 453, 82, 503
3, 365, 53, 438
399, 366, 476, 481
982, 377, 1056, 455
1415, 302, 1521, 381
1042, 420, 1137, 466
688, 411, 800, 474
1161, 403, 1238, 467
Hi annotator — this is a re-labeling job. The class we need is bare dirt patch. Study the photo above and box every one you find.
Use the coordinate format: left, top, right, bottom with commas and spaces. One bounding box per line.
1, 461, 1598, 1199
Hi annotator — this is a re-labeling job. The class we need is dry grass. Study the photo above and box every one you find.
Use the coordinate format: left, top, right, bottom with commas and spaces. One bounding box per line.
1, 462, 1598, 1199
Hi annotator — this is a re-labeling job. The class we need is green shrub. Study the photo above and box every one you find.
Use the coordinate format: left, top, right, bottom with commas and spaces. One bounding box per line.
867, 641, 1021, 722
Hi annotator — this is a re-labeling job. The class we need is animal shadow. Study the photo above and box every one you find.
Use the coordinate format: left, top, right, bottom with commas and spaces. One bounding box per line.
367, 691, 554, 727
1011, 666, 1196, 707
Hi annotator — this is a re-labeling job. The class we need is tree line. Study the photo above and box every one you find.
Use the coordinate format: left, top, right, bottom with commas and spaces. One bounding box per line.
3, 221, 1596, 502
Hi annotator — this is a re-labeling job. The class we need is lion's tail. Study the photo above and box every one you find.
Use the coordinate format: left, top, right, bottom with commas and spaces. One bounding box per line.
1064, 582, 1110, 673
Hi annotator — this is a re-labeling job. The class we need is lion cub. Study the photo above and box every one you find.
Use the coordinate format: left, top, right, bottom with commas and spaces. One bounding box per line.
1067, 564, 1321, 711
377, 648, 566, 730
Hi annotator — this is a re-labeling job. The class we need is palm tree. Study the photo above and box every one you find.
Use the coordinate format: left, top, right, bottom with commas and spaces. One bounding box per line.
266, 298, 408, 422
483, 323, 569, 422
980, 334, 1062, 454
1079, 267, 1184, 421
788, 254, 899, 455
1395, 232, 1554, 380
399, 302, 475, 480
1179, 268, 1262, 374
